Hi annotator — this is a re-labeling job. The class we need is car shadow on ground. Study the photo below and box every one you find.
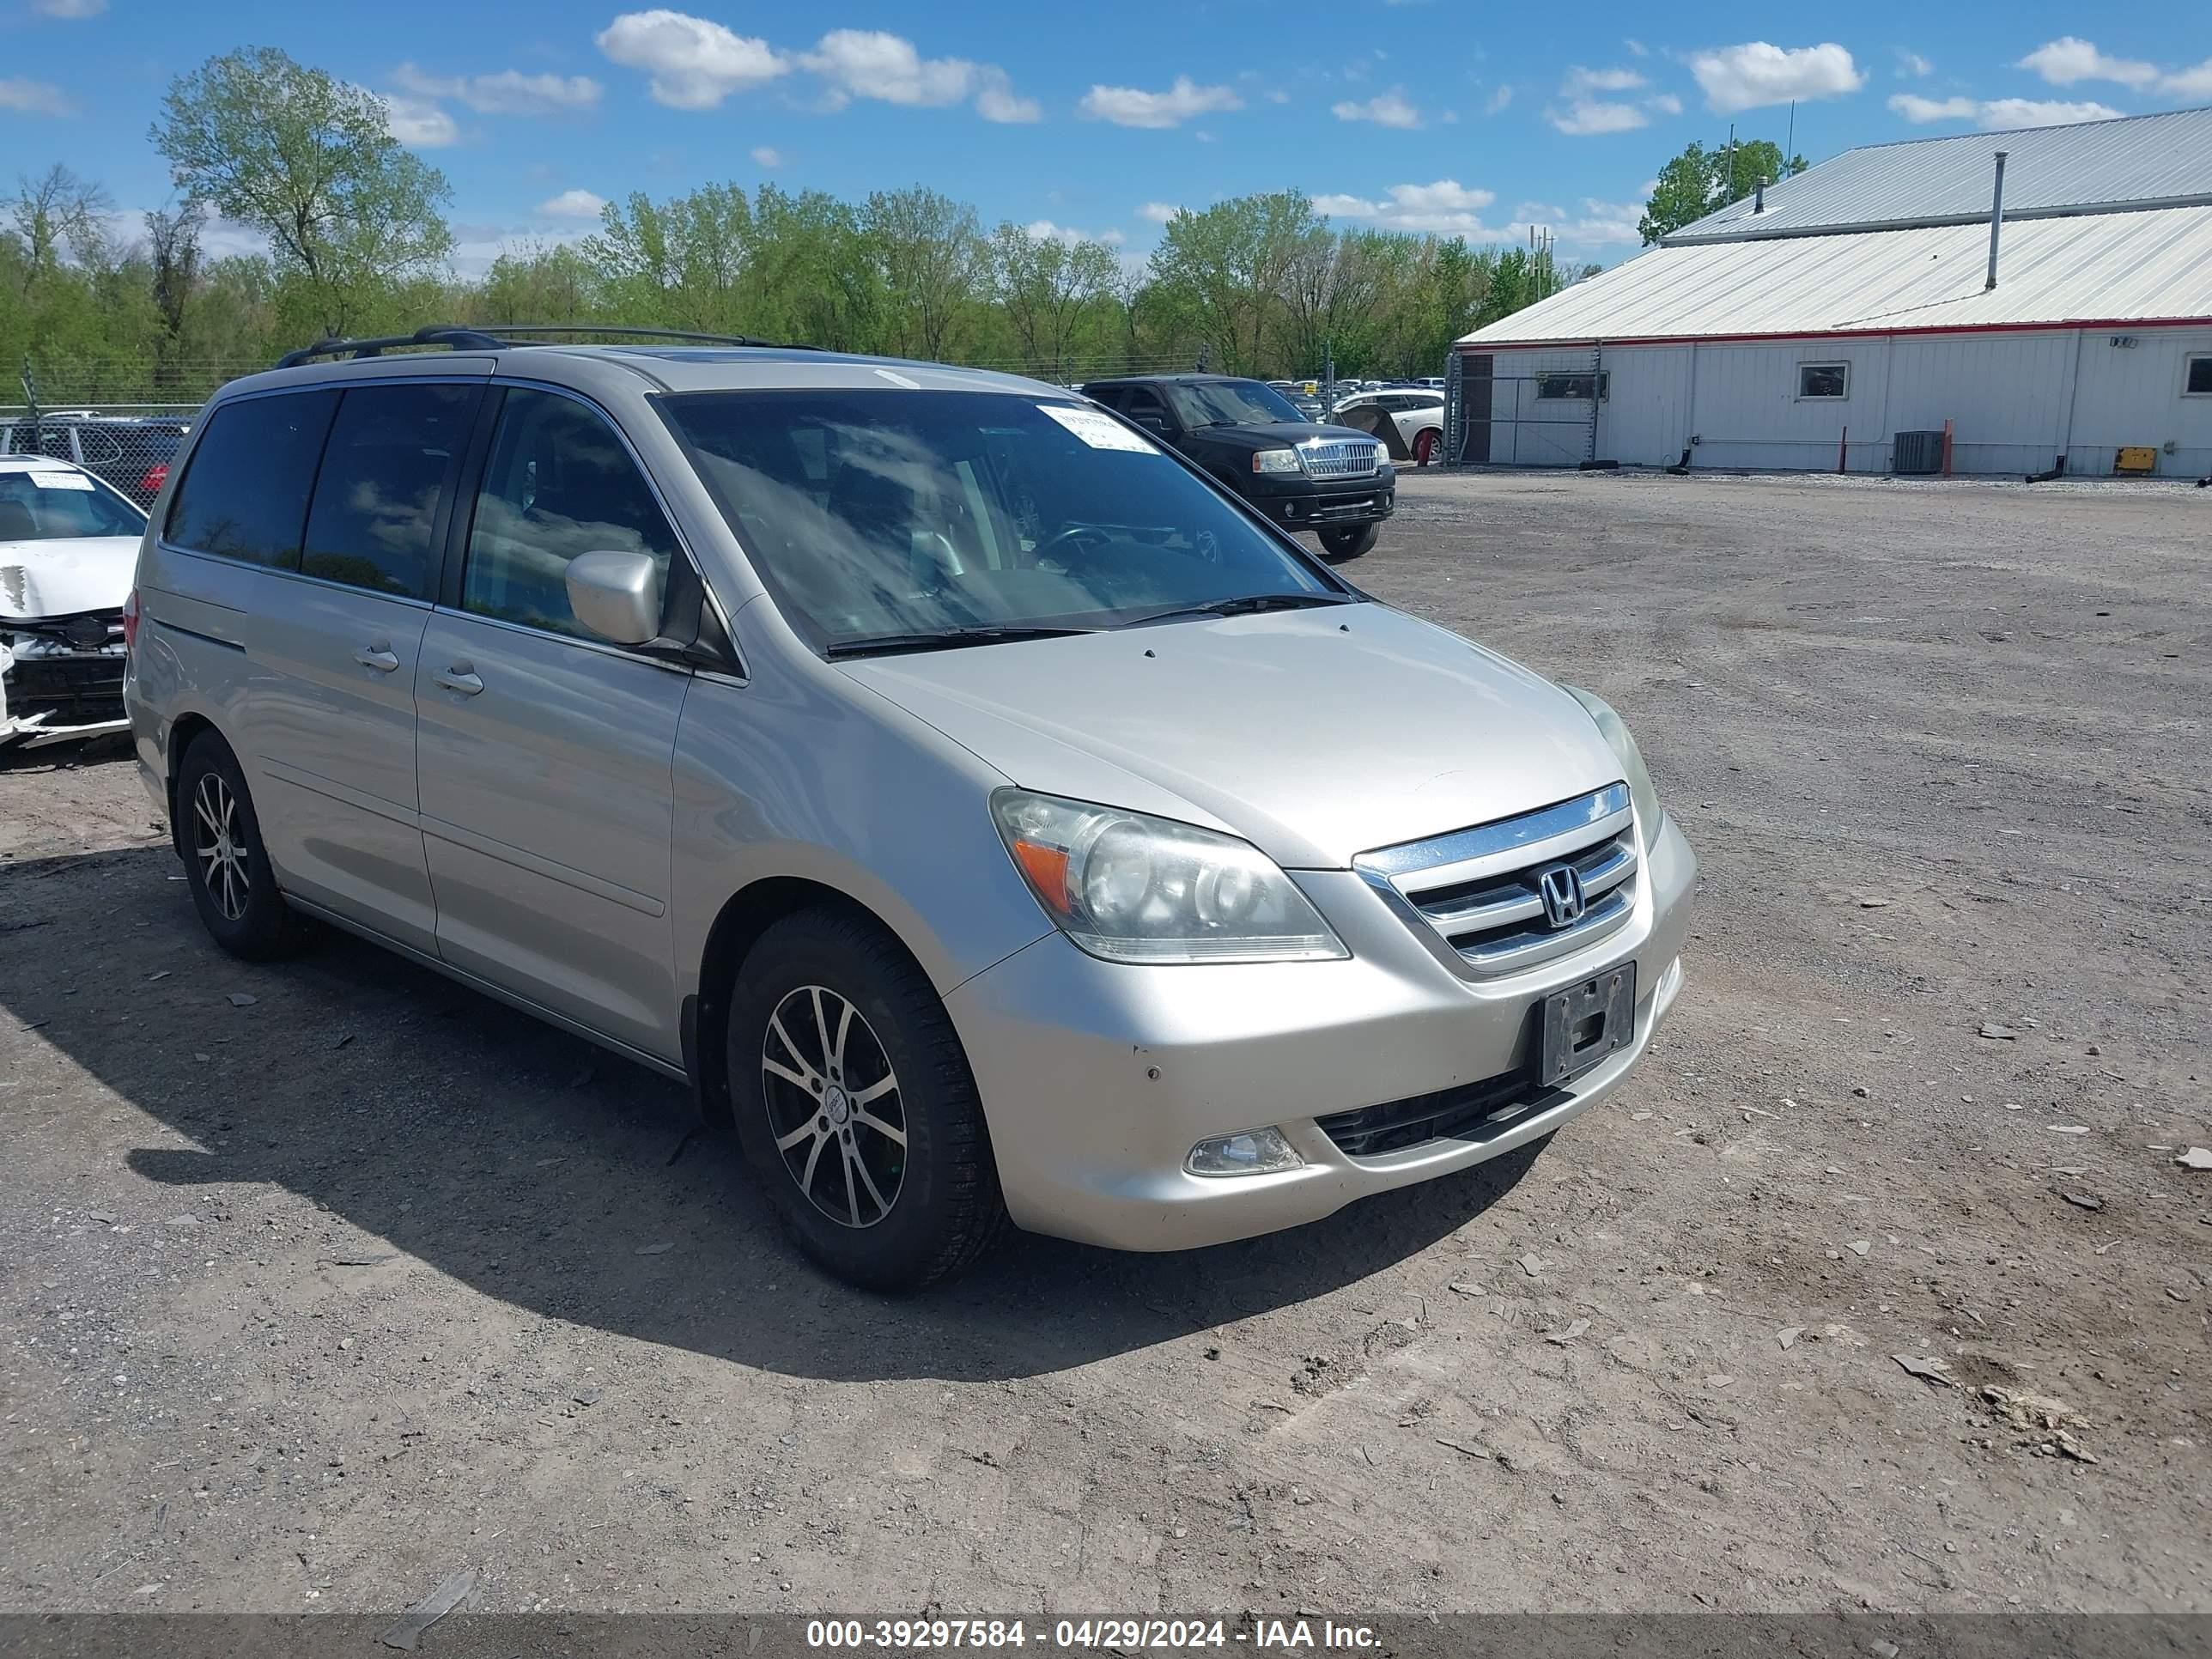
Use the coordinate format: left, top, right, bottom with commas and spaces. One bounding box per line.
5, 840, 1544, 1384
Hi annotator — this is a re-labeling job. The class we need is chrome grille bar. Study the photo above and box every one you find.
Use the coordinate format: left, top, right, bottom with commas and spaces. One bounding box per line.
1299, 438, 1382, 478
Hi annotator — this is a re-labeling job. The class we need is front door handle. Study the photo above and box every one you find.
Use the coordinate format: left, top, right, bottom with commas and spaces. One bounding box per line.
434, 664, 484, 696
355, 642, 400, 673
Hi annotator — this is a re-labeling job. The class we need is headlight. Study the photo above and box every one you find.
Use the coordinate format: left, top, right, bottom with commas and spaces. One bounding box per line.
991, 789, 1348, 964
1562, 687, 1663, 849
1251, 447, 1305, 475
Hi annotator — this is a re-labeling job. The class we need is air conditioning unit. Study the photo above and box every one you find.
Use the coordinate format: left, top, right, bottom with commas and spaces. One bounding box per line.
1893, 430, 1945, 476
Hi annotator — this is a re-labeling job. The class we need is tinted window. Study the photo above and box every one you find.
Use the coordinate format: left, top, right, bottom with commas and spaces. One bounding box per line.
1797, 363, 1849, 399
462, 387, 678, 638
74, 427, 124, 465
2187, 356, 2212, 395
300, 383, 476, 598
661, 389, 1334, 652
0, 470, 148, 540
166, 391, 339, 569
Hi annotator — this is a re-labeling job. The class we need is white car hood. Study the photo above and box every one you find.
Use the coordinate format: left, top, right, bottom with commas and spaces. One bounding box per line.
839, 604, 1623, 870
0, 537, 138, 622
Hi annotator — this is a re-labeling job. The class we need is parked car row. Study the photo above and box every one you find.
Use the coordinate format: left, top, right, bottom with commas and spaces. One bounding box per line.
0, 415, 192, 507
114, 326, 1692, 1291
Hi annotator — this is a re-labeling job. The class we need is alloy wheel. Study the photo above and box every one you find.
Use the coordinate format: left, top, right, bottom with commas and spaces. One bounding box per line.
760, 985, 908, 1229
192, 773, 250, 922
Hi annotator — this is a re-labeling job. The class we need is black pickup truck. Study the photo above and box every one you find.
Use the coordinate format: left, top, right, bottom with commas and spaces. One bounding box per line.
1079, 374, 1394, 559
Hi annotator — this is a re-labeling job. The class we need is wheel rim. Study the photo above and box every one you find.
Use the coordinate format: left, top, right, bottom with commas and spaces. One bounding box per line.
761, 985, 907, 1230
191, 773, 250, 923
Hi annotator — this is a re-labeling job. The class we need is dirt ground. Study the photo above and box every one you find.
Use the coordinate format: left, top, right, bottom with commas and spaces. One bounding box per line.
2, 469, 2207, 1620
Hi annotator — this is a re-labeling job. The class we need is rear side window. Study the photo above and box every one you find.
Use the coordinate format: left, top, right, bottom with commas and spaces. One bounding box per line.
301, 383, 477, 599
461, 387, 678, 638
166, 391, 338, 569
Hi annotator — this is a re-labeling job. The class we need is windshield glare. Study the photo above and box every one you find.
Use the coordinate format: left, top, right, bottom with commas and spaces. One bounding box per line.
660, 390, 1336, 650
1163, 380, 1305, 428
0, 471, 148, 541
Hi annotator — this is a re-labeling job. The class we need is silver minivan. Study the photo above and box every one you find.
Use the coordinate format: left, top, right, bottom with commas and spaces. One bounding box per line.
125, 330, 1695, 1290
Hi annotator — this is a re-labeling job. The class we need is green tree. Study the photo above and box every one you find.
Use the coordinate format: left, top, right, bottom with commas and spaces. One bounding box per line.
1146, 191, 1314, 375
1639, 138, 1808, 244
991, 224, 1120, 380
862, 188, 985, 362
151, 46, 453, 335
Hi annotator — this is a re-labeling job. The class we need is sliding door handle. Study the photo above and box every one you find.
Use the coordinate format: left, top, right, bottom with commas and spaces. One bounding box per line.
354, 643, 400, 673
434, 665, 484, 696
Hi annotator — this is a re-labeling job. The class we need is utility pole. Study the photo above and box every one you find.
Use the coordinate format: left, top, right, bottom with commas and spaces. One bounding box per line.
1785, 100, 1796, 172
1726, 123, 1737, 203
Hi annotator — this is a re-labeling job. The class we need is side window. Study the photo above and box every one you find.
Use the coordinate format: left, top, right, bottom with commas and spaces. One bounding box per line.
1123, 390, 1171, 434
75, 427, 124, 465
300, 383, 477, 599
462, 387, 678, 640
165, 390, 339, 570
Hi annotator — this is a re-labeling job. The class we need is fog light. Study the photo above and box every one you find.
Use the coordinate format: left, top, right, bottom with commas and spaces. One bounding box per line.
1186, 1128, 1304, 1177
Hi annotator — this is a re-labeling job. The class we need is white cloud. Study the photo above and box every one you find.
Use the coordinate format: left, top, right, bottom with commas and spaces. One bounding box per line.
1690, 42, 1863, 113
1564, 66, 1646, 95
1331, 89, 1421, 128
1137, 202, 1181, 223
1548, 98, 1648, 135
1313, 179, 1498, 234
975, 70, 1041, 123
2014, 37, 2156, 88
595, 10, 787, 110
1625, 38, 1648, 58
377, 91, 459, 148
1978, 97, 2123, 129
1888, 93, 1978, 123
1895, 49, 1934, 78
751, 145, 784, 167
1889, 91, 2122, 128
31, 0, 104, 16
795, 31, 1037, 122
1266, 88, 1291, 104
537, 188, 607, 218
1559, 198, 1644, 246
395, 64, 602, 114
2164, 58, 2212, 97
1646, 92, 1682, 116
0, 78, 73, 115
1078, 76, 1242, 129
1024, 219, 1124, 247
1484, 86, 1513, 114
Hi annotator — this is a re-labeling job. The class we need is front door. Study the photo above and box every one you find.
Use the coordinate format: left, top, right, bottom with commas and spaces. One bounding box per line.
412, 386, 691, 1062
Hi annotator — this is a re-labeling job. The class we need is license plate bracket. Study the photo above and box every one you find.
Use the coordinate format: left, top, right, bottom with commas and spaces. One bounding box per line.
1536, 962, 1638, 1086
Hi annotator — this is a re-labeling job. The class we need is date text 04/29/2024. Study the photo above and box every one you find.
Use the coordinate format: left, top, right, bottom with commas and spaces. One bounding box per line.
805, 1619, 1381, 1650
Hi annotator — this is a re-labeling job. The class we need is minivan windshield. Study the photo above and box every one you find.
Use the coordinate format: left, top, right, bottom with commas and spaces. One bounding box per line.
1161, 380, 1306, 428
660, 390, 1343, 653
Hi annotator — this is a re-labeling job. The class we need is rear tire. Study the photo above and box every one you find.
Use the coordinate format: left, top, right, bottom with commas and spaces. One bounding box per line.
1318, 522, 1379, 561
1414, 427, 1441, 466
177, 732, 312, 961
727, 907, 1009, 1291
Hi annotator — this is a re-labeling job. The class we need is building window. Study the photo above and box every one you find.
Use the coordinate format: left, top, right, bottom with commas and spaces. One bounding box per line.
1534, 371, 1608, 402
1797, 362, 1850, 400
2185, 355, 2212, 396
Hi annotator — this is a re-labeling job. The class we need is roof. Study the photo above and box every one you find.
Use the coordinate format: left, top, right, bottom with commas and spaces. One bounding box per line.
1079, 374, 1249, 386
1456, 204, 2212, 348
1670, 104, 2212, 243
0, 455, 93, 473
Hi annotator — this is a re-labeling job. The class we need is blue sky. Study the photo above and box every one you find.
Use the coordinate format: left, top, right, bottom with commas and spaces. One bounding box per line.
4, 0, 2209, 273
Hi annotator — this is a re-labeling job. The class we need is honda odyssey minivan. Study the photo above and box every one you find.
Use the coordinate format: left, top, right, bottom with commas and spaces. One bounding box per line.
125, 326, 1694, 1290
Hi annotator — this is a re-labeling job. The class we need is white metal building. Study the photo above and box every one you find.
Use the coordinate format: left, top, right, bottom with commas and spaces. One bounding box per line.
1449, 106, 2212, 477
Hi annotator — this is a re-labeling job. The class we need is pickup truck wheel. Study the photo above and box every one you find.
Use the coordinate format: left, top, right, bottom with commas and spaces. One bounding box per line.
728, 908, 1010, 1291
1317, 523, 1379, 561
177, 732, 313, 961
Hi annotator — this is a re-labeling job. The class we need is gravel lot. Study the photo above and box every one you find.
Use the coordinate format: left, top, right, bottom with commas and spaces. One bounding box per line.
2, 469, 2207, 1620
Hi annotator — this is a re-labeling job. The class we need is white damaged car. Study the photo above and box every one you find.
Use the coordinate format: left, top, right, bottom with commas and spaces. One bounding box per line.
0, 454, 146, 750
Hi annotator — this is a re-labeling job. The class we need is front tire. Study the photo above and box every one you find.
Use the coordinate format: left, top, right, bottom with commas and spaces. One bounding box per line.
1318, 522, 1379, 561
727, 908, 1009, 1291
177, 732, 312, 961
1414, 427, 1441, 466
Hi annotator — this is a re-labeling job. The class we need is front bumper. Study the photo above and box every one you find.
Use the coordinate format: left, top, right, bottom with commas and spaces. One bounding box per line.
1243, 473, 1396, 529
948, 811, 1695, 1251
0, 637, 130, 750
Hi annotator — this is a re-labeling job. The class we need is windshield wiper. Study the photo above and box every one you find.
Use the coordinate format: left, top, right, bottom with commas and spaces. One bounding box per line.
825, 623, 1101, 659
1115, 593, 1357, 629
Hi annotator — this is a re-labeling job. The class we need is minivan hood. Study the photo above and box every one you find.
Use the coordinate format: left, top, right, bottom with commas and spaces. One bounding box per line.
838, 605, 1622, 869
0, 537, 138, 622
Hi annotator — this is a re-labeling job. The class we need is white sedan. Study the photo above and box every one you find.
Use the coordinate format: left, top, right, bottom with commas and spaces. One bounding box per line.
1330, 389, 1446, 465
0, 454, 147, 750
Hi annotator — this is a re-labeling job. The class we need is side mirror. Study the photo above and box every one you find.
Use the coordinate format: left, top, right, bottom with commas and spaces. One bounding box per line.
565, 550, 662, 646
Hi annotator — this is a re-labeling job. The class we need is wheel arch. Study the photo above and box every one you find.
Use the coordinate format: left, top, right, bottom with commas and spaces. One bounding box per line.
162, 709, 222, 860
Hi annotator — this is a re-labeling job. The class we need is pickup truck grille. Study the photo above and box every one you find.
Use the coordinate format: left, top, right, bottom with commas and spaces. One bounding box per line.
1355, 784, 1638, 978
1299, 438, 1382, 478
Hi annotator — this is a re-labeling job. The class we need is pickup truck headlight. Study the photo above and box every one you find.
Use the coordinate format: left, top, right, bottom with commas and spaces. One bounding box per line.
1251, 447, 1305, 475
1563, 687, 1663, 849
992, 788, 1348, 964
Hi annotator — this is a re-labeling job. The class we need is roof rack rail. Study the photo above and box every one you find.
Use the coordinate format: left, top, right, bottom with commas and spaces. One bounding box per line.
274, 322, 817, 369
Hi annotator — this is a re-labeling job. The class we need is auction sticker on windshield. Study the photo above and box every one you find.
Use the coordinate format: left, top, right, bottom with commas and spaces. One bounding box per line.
26, 472, 95, 490
1038, 404, 1159, 453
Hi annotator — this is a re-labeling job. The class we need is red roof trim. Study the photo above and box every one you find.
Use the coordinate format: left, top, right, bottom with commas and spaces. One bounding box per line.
1458, 314, 2212, 351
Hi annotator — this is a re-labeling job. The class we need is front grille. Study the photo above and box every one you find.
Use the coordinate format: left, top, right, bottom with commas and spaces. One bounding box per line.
1356, 784, 1639, 977
5, 649, 125, 725
1299, 438, 1382, 478
1317, 1069, 1563, 1158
